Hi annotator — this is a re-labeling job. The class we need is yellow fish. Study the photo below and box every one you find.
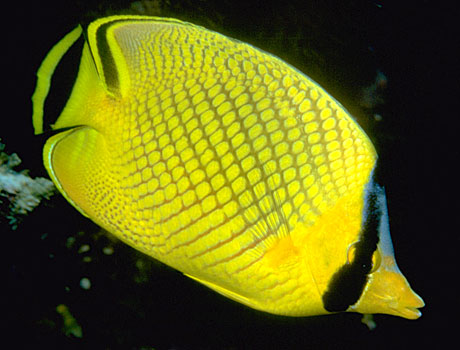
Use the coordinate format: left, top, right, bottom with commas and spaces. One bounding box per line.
32, 15, 424, 319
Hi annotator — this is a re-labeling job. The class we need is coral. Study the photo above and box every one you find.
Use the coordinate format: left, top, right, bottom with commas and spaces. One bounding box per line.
0, 140, 55, 229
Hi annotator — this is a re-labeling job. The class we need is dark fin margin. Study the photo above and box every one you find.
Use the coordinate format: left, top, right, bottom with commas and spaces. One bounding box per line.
87, 17, 168, 96
94, 21, 120, 95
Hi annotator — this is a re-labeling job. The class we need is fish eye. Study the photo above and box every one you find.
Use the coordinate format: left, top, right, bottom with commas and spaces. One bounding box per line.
369, 249, 382, 273
346, 242, 381, 273
346, 241, 359, 265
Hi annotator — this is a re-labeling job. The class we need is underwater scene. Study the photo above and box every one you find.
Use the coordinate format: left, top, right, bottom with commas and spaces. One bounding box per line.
4, 0, 455, 348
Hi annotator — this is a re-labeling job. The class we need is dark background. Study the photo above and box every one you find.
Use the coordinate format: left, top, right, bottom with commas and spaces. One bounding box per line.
4, 0, 457, 348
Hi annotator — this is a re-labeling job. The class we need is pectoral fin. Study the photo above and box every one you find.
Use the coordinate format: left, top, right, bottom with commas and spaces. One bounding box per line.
185, 273, 257, 310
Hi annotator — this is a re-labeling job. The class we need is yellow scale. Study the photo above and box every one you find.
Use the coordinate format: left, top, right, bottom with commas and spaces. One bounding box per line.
32, 15, 424, 318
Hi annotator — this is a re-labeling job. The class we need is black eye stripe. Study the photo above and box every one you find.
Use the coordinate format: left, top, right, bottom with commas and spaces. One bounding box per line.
322, 168, 381, 312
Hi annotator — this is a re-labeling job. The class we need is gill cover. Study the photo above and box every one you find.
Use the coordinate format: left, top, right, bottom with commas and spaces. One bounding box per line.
32, 15, 424, 319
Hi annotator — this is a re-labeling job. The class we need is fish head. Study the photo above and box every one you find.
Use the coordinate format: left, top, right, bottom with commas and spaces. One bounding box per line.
348, 188, 425, 319
351, 252, 425, 319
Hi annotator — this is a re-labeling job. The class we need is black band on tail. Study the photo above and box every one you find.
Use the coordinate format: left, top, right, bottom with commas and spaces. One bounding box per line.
43, 35, 84, 132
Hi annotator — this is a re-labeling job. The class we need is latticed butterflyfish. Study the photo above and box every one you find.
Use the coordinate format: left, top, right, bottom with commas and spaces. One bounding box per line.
32, 15, 424, 318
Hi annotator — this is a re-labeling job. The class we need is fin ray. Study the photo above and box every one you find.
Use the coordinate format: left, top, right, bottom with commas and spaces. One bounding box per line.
184, 273, 258, 309
243, 161, 291, 258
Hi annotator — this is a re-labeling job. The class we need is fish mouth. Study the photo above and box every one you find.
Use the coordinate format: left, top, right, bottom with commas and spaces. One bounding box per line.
390, 305, 423, 320
389, 293, 425, 320
351, 266, 425, 319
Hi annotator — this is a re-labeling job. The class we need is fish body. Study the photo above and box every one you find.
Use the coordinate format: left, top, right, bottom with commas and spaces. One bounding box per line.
32, 15, 424, 318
